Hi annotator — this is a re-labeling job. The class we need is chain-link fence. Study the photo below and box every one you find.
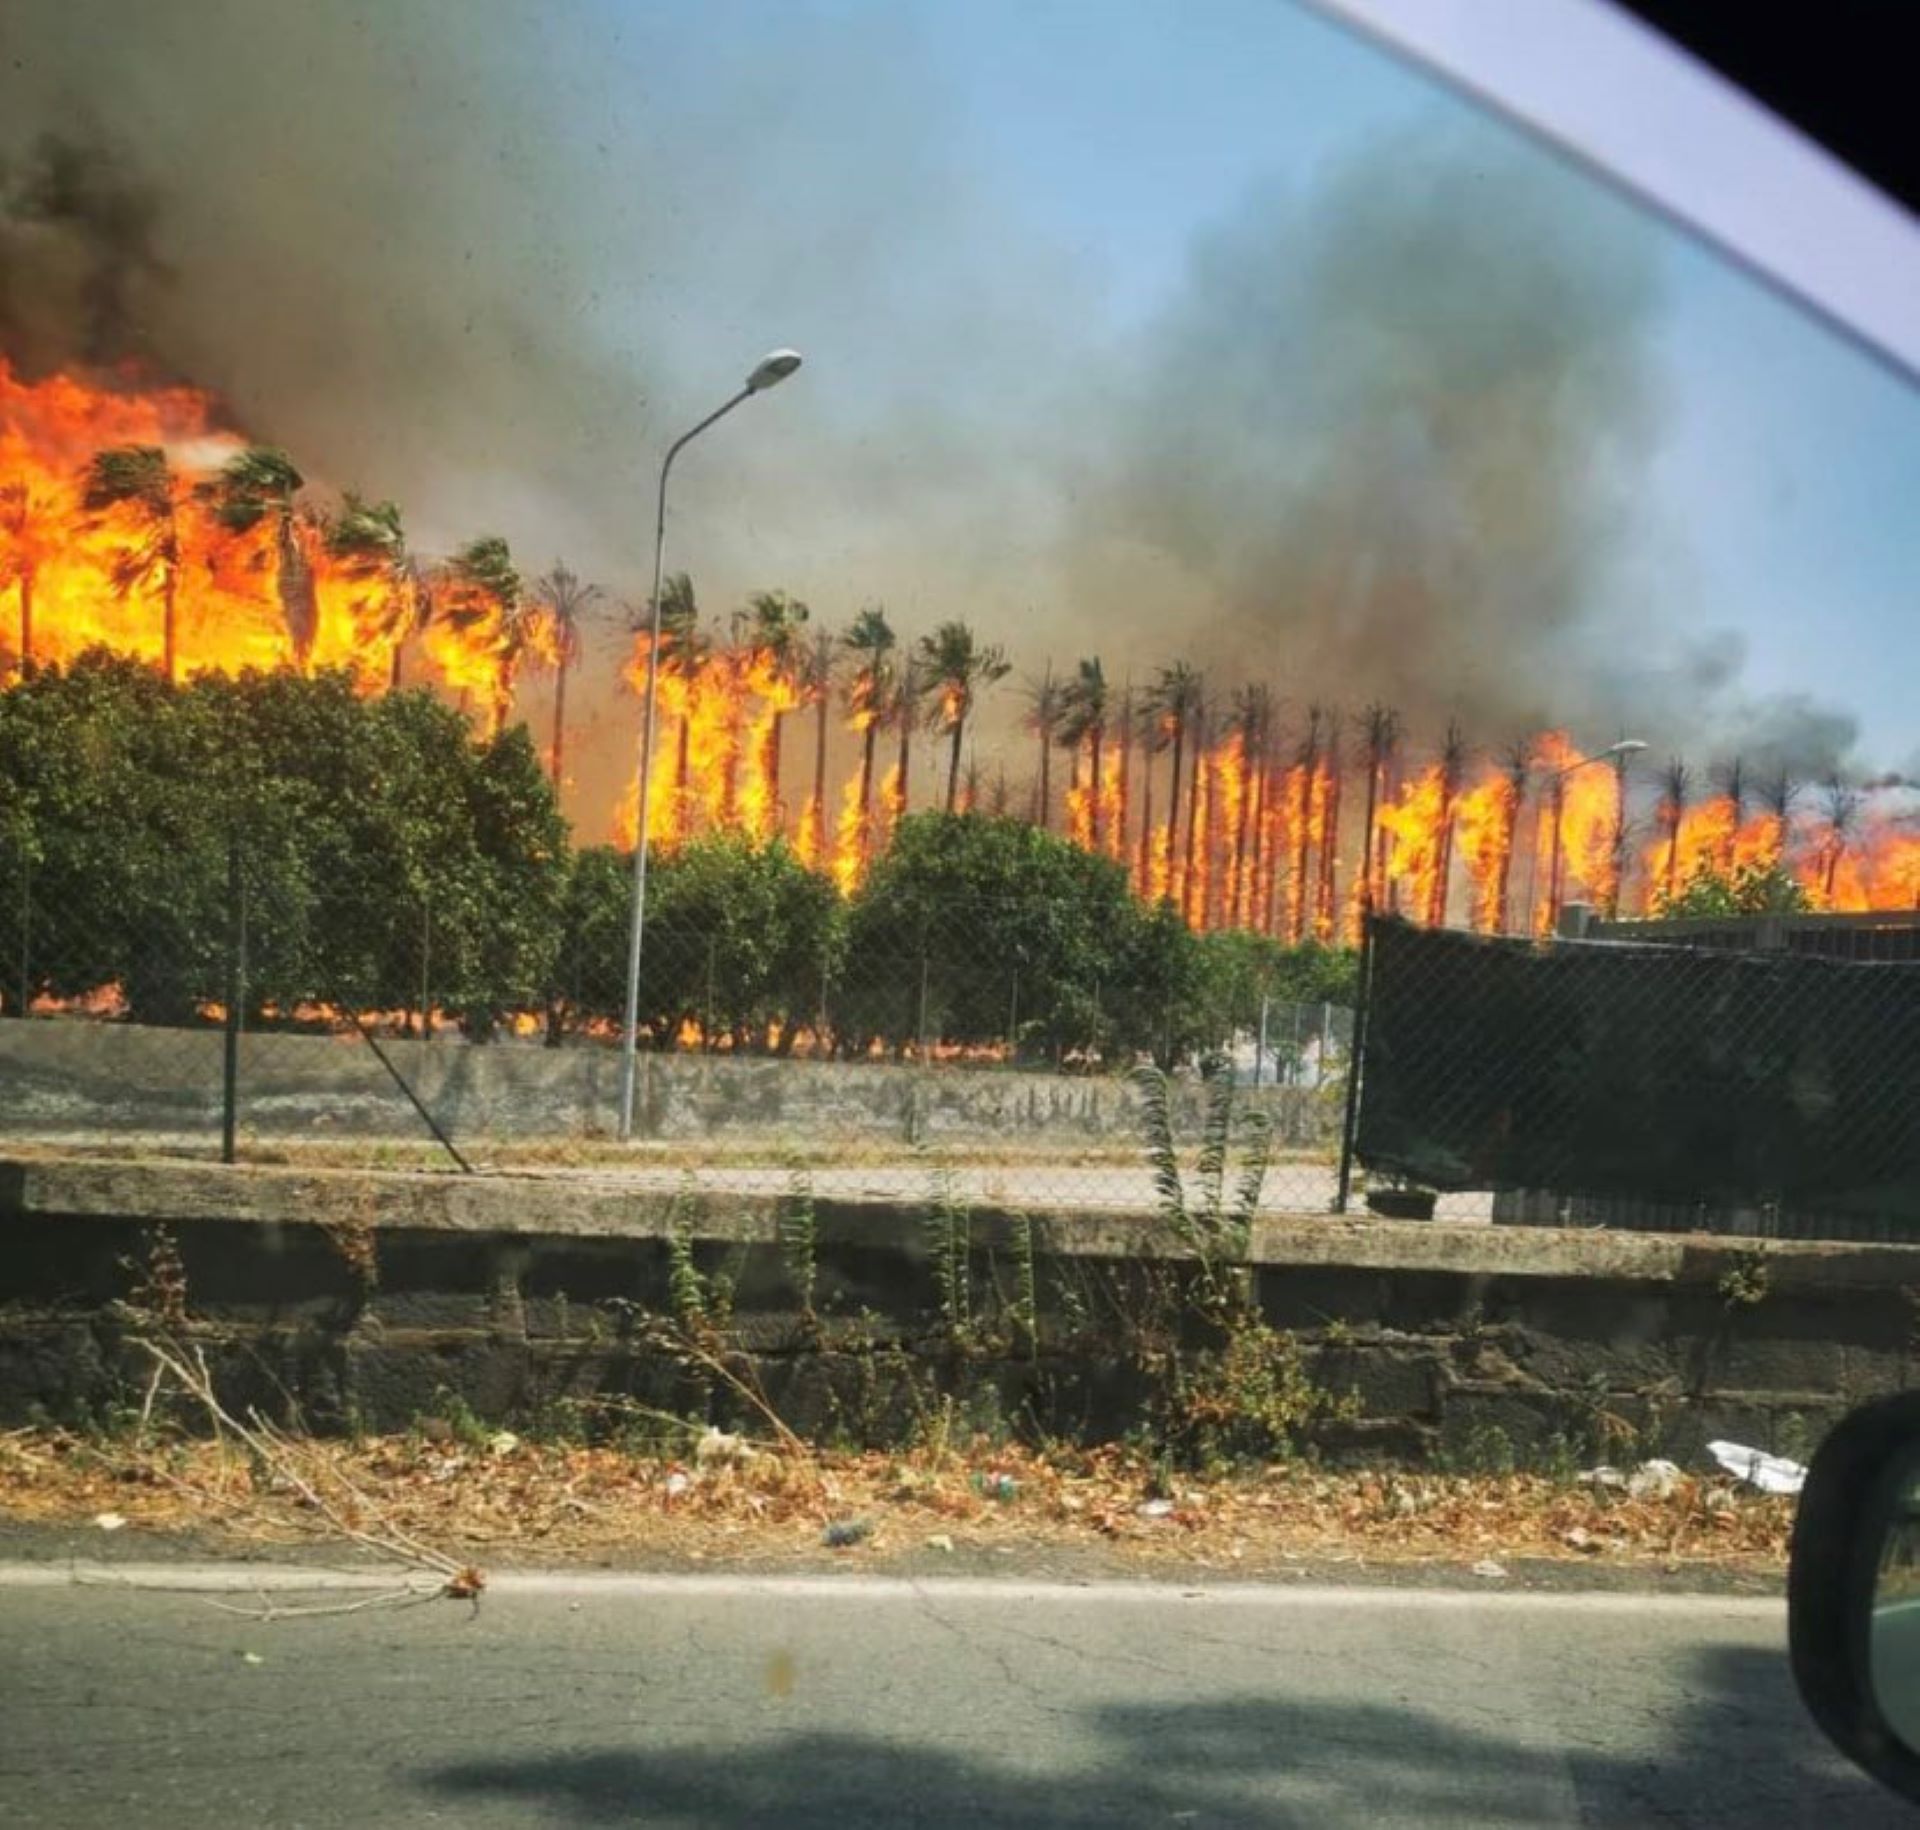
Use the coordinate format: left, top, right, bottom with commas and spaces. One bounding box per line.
1350, 914, 1920, 1240
2, 826, 1357, 1213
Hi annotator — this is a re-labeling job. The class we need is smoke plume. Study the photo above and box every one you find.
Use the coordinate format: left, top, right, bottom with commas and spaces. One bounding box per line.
0, 0, 1876, 788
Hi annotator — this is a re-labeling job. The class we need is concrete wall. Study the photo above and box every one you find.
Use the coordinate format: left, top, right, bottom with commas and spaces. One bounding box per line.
4, 1155, 1914, 1467
0, 1019, 1339, 1151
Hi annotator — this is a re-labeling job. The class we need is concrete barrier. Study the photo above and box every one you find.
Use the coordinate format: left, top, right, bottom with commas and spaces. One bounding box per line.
0, 1018, 1341, 1151
3, 1154, 1912, 1467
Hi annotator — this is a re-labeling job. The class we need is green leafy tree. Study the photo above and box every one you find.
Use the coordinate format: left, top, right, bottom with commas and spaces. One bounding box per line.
1654, 857, 1810, 918
838, 811, 1195, 1063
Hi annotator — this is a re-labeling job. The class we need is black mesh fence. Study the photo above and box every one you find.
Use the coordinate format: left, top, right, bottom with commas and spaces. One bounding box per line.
1352, 914, 1920, 1239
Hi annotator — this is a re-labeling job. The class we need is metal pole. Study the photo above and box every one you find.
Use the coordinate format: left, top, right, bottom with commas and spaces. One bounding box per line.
1334, 915, 1376, 1214
617, 385, 755, 1141
221, 833, 245, 1165
1547, 776, 1566, 928
16, 841, 28, 1018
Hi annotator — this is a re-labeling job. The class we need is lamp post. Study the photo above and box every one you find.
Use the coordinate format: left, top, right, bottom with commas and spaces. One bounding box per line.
1541, 739, 1646, 931
617, 350, 803, 1142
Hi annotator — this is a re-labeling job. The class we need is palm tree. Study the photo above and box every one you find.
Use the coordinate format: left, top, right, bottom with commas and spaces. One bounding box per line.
1715, 758, 1749, 872
917, 620, 1011, 814
326, 494, 419, 690
1183, 693, 1213, 927
1657, 757, 1691, 908
1225, 684, 1272, 925
1315, 710, 1345, 938
1494, 735, 1532, 933
840, 605, 895, 847
1429, 718, 1469, 927
1821, 773, 1861, 901
1356, 702, 1401, 912
0, 480, 48, 675
796, 622, 837, 864
1022, 663, 1064, 830
1758, 767, 1797, 869
1145, 662, 1204, 898
743, 589, 811, 832
531, 561, 602, 790
200, 446, 314, 662
1290, 706, 1324, 940
646, 571, 704, 826
892, 649, 923, 824
443, 535, 524, 736
82, 445, 179, 682
1057, 657, 1110, 846
1135, 686, 1170, 897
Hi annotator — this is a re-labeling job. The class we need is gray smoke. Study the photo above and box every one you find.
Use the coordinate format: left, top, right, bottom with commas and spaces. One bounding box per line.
0, 0, 1876, 807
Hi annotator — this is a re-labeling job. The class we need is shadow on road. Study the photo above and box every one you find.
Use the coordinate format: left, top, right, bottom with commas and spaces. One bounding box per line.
419, 1641, 1906, 1827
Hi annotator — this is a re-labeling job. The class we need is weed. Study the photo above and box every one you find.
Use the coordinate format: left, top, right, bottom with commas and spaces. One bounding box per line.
318, 1197, 379, 1295
1718, 1249, 1771, 1312
1007, 1212, 1039, 1358
1130, 1055, 1270, 1312
924, 1166, 974, 1347
779, 1173, 820, 1326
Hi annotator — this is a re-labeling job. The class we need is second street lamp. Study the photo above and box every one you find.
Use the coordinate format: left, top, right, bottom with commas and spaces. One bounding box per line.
617, 349, 804, 1143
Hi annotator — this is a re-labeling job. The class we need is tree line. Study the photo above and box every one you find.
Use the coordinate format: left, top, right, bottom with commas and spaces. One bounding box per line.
0, 655, 1356, 1057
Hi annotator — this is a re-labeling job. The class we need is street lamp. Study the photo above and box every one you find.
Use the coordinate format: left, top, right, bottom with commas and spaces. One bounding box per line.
1542, 739, 1646, 930
617, 349, 804, 1141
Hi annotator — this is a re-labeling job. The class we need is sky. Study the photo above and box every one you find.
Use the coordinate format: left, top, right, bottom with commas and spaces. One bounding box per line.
2, 0, 1915, 799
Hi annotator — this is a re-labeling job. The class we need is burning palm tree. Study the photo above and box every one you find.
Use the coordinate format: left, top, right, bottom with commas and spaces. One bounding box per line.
1656, 757, 1691, 908
0, 479, 51, 676
918, 620, 1011, 815
1145, 662, 1203, 903
1023, 663, 1064, 831
1058, 656, 1110, 848
837, 604, 895, 876
795, 621, 837, 868
324, 494, 420, 690
742, 589, 811, 838
1820, 773, 1860, 903
530, 561, 602, 791
200, 446, 314, 662
82, 445, 180, 682
1356, 701, 1401, 913
1429, 718, 1469, 928
442, 534, 524, 736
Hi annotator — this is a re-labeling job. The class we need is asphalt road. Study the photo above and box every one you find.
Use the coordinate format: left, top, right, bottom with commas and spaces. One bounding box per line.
0, 1565, 1902, 1827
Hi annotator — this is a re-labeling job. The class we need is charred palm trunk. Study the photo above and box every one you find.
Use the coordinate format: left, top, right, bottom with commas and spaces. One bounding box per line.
1181, 714, 1205, 926
1089, 724, 1105, 850
1317, 732, 1343, 940
276, 513, 318, 668
812, 692, 830, 845
550, 647, 570, 789
15, 571, 32, 676
946, 714, 964, 814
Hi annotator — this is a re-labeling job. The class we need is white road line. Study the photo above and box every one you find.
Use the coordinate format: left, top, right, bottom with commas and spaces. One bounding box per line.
0, 1561, 1785, 1615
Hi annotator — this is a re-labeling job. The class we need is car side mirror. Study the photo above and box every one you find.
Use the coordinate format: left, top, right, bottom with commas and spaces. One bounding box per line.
1790, 1391, 1920, 1805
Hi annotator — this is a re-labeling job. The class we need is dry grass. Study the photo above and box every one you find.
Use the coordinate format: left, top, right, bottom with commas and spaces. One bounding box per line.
0, 1424, 1794, 1578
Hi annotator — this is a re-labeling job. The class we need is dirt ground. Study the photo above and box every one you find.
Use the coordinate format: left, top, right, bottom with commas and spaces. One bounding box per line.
0, 1426, 1795, 1595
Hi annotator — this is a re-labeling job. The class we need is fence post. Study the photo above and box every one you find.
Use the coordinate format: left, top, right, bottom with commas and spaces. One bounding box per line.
1333, 916, 1376, 1214
15, 838, 28, 1018
221, 831, 246, 1164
